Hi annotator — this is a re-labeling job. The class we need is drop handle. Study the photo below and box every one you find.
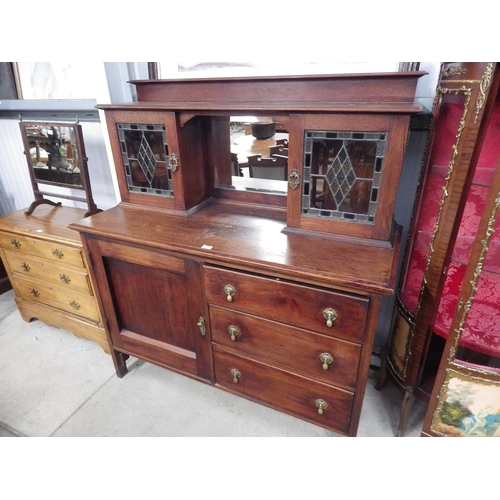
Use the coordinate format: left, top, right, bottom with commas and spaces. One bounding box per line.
315, 399, 328, 415
20, 262, 31, 272
319, 352, 333, 370
228, 325, 240, 341
322, 308, 339, 327
230, 368, 241, 383
223, 284, 236, 302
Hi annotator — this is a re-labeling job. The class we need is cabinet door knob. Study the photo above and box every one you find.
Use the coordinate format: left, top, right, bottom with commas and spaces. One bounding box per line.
315, 399, 328, 415
20, 262, 31, 272
228, 325, 240, 341
322, 308, 338, 327
230, 368, 241, 383
10, 239, 21, 249
319, 352, 334, 370
223, 284, 236, 302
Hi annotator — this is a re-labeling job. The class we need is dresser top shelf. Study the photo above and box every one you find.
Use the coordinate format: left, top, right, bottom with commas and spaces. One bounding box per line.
70, 203, 400, 295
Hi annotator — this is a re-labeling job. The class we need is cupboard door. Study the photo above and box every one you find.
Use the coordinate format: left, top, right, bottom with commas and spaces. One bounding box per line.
85, 236, 211, 380
287, 114, 409, 241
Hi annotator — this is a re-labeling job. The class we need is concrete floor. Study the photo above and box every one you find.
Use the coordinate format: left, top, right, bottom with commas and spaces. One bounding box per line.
0, 289, 426, 437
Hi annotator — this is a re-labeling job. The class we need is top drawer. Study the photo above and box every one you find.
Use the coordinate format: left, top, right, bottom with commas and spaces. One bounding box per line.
0, 232, 85, 269
204, 266, 369, 343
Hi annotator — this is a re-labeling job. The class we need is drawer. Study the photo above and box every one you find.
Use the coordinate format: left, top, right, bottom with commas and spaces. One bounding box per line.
15, 277, 100, 323
204, 266, 369, 342
0, 233, 85, 269
210, 305, 361, 390
214, 348, 354, 435
3, 250, 93, 296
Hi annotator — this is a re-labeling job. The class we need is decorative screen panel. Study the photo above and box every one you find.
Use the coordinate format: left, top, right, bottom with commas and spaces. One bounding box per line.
117, 123, 173, 197
301, 131, 387, 223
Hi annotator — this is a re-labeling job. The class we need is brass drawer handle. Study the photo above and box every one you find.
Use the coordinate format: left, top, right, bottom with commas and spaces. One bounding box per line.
29, 288, 40, 297
319, 352, 334, 370
228, 325, 240, 341
322, 308, 339, 327
10, 239, 21, 249
52, 248, 64, 259
315, 399, 328, 415
20, 262, 31, 272
230, 368, 241, 383
223, 284, 236, 302
59, 274, 71, 284
69, 300, 80, 310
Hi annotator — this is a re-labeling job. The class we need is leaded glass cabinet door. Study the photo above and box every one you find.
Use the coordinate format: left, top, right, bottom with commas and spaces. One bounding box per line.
103, 109, 209, 213
287, 114, 410, 241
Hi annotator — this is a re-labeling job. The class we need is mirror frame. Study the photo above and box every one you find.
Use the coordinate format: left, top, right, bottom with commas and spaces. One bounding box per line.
19, 119, 101, 217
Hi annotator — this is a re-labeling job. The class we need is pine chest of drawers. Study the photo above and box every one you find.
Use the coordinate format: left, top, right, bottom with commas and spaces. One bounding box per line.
0, 205, 107, 352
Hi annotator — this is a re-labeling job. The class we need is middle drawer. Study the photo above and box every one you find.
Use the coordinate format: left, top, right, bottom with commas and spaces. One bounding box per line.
4, 250, 93, 296
210, 305, 361, 390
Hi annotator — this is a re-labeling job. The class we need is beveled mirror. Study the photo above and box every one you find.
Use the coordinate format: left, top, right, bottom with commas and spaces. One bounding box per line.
19, 119, 101, 217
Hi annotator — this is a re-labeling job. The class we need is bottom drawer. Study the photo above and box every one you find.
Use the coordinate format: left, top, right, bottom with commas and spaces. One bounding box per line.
214, 348, 354, 435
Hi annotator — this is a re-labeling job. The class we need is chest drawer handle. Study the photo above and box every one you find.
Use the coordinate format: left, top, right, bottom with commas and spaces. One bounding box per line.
230, 368, 241, 383
59, 274, 71, 284
322, 308, 339, 327
69, 300, 80, 310
315, 399, 328, 415
29, 288, 40, 297
223, 284, 236, 302
228, 325, 240, 341
52, 249, 64, 259
319, 352, 334, 370
10, 239, 21, 249
20, 262, 31, 272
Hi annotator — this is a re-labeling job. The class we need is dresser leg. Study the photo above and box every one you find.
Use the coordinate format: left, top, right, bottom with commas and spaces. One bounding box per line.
397, 388, 415, 437
112, 350, 129, 378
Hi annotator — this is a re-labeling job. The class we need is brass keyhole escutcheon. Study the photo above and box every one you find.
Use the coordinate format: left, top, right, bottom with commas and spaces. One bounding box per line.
230, 368, 241, 383
168, 153, 179, 171
228, 325, 240, 341
52, 248, 64, 259
288, 168, 300, 190
224, 284, 236, 302
10, 239, 21, 249
197, 316, 206, 336
322, 308, 339, 327
315, 399, 328, 415
60, 274, 71, 284
319, 352, 333, 370
20, 262, 31, 272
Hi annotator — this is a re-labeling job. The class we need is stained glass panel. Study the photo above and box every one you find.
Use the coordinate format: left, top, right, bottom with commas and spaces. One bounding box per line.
302, 131, 387, 223
118, 123, 173, 197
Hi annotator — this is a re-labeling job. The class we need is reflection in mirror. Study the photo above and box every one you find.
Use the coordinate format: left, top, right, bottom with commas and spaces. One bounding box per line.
25, 123, 83, 187
215, 116, 289, 196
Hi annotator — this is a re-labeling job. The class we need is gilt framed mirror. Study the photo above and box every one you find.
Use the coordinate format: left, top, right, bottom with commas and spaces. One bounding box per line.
19, 119, 101, 217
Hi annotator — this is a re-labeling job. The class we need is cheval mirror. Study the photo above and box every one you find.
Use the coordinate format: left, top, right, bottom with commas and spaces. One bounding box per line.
19, 119, 101, 217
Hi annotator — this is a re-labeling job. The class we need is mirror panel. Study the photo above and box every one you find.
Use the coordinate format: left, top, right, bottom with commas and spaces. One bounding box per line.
215, 117, 288, 196
22, 123, 83, 188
